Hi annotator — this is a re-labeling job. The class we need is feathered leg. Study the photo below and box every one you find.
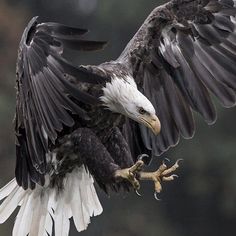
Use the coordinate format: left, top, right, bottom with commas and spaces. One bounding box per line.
64, 128, 144, 192
64, 128, 121, 191
103, 127, 137, 191
103, 128, 150, 192
104, 127, 134, 168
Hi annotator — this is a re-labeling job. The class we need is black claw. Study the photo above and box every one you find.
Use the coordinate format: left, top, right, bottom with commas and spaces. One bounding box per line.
172, 174, 179, 179
163, 158, 170, 165
135, 190, 142, 197
176, 159, 184, 164
138, 154, 152, 166
154, 192, 161, 201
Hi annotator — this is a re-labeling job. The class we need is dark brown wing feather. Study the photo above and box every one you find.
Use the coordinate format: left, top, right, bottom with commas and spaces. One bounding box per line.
120, 0, 236, 158
15, 17, 106, 189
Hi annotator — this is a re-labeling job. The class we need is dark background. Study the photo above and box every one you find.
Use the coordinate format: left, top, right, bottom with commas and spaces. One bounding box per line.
0, 0, 236, 236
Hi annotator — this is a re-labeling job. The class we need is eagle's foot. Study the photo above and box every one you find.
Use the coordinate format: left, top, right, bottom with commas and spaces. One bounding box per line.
139, 159, 183, 200
114, 159, 145, 190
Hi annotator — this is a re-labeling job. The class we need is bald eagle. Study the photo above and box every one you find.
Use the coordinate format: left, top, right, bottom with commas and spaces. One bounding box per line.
1, 0, 236, 235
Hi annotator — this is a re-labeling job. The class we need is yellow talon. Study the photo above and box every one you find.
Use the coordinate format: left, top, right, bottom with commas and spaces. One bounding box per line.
114, 159, 145, 190
139, 159, 183, 199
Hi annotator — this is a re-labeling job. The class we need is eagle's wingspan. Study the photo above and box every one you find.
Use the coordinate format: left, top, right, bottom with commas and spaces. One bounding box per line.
121, 0, 236, 157
15, 17, 106, 189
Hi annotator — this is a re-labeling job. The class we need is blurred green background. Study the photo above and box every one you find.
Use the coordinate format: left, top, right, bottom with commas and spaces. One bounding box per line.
0, 0, 236, 235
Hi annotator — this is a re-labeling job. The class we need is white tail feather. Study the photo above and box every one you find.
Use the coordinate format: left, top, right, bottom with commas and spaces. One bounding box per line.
44, 211, 53, 236
54, 196, 70, 236
0, 179, 18, 201
0, 185, 26, 223
89, 184, 103, 216
0, 165, 103, 235
13, 194, 32, 236
37, 192, 50, 236
71, 173, 88, 232
29, 191, 49, 236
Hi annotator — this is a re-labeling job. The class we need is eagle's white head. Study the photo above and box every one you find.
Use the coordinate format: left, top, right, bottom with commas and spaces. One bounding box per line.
100, 76, 161, 135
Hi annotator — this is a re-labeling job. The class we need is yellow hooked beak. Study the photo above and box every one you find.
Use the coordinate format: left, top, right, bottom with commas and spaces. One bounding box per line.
140, 114, 161, 135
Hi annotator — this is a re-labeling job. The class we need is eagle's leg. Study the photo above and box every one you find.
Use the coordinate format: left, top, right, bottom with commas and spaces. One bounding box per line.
103, 127, 134, 169
61, 128, 121, 186
62, 128, 143, 192
103, 127, 148, 191
139, 159, 183, 199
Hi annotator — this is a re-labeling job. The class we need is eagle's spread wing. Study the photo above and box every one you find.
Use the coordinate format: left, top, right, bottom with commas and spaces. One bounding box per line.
15, 17, 106, 189
121, 0, 236, 157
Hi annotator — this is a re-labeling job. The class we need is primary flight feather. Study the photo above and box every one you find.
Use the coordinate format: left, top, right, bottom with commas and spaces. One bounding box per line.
1, 0, 236, 235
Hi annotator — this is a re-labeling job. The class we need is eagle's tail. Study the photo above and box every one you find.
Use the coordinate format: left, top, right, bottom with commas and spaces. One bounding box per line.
0, 166, 103, 236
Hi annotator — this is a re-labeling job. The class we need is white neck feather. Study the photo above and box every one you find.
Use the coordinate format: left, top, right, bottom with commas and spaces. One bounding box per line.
100, 76, 137, 113
100, 76, 155, 117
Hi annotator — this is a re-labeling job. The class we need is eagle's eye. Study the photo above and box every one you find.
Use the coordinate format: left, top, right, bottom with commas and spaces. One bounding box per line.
138, 107, 146, 115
